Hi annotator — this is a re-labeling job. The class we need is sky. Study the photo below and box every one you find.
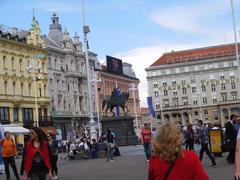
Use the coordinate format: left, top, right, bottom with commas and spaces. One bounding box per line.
1, 0, 240, 106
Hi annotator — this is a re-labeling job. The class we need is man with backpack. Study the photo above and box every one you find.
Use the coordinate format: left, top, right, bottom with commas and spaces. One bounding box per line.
0, 131, 20, 180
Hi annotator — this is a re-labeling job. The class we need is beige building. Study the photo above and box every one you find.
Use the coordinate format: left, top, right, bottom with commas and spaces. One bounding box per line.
0, 15, 50, 140
146, 43, 240, 127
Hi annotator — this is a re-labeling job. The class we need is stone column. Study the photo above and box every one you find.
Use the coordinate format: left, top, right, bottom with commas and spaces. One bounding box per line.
188, 112, 193, 124
220, 109, 225, 127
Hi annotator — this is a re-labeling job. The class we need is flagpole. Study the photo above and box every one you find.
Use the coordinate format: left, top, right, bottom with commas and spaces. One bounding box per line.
230, 0, 240, 78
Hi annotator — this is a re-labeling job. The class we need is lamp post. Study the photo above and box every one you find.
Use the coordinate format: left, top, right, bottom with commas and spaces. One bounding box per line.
129, 83, 139, 137
91, 73, 102, 137
26, 59, 42, 127
81, 0, 97, 141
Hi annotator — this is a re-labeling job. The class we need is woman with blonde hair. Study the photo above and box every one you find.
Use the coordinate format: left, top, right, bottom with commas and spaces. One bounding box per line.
148, 123, 209, 180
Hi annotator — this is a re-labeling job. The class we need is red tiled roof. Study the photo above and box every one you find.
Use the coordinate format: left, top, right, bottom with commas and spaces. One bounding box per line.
150, 43, 240, 67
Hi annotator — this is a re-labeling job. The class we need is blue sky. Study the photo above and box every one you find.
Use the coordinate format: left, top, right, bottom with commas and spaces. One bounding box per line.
1, 0, 240, 106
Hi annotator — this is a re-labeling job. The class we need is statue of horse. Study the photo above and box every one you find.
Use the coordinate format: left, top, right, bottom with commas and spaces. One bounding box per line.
102, 91, 129, 117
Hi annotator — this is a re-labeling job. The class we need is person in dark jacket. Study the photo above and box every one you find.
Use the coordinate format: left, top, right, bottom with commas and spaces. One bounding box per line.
226, 114, 237, 164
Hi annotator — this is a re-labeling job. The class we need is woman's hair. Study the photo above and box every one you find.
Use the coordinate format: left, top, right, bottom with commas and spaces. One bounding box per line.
30, 127, 47, 149
152, 123, 183, 164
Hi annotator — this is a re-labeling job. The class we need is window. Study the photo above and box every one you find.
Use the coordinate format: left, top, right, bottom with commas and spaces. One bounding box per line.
4, 81, 7, 94
39, 88, 42, 97
13, 82, 16, 95
182, 88, 187, 95
204, 110, 208, 115
55, 59, 57, 69
193, 100, 198, 105
39, 108, 42, 121
173, 99, 178, 106
181, 80, 186, 84
202, 97, 207, 104
13, 108, 18, 122
21, 83, 24, 96
155, 104, 160, 109
201, 85, 206, 93
0, 107, 9, 121
229, 61, 234, 67
3, 56, 6, 69
22, 108, 33, 122
191, 77, 195, 83
192, 87, 196, 94
170, 68, 175, 74
11, 57, 14, 70
189, 66, 195, 71
44, 85, 47, 96
220, 74, 225, 80
199, 65, 204, 70
161, 70, 166, 75
221, 83, 226, 91
163, 82, 167, 86
163, 90, 168, 96
43, 108, 48, 121
154, 91, 159, 98
172, 80, 177, 86
208, 64, 214, 69
180, 67, 185, 73
218, 63, 224, 68
164, 102, 169, 107
194, 111, 199, 116
173, 91, 177, 96
232, 92, 237, 100
221, 93, 227, 101
211, 84, 216, 92
19, 59, 22, 72
28, 84, 31, 96
48, 58, 51, 68
183, 100, 188, 106
212, 98, 217, 104
231, 82, 236, 89
153, 82, 158, 88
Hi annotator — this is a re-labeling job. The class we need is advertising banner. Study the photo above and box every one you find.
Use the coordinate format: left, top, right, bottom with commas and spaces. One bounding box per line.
209, 129, 222, 154
147, 96, 156, 118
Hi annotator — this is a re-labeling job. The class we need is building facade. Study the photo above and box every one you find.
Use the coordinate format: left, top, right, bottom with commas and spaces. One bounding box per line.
44, 13, 97, 140
0, 16, 50, 137
94, 60, 141, 132
146, 44, 240, 127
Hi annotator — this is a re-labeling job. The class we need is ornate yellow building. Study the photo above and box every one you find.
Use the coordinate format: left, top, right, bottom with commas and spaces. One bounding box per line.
0, 16, 50, 140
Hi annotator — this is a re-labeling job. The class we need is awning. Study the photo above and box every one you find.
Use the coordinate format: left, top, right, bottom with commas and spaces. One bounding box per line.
41, 127, 57, 135
2, 125, 29, 135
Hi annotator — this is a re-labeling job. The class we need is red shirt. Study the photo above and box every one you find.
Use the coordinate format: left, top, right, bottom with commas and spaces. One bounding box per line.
148, 150, 209, 180
141, 128, 151, 143
24, 140, 52, 174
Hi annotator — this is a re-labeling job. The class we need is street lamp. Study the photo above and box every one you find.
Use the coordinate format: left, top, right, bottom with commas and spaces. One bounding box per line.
129, 83, 139, 137
81, 0, 97, 141
26, 59, 42, 127
90, 73, 102, 138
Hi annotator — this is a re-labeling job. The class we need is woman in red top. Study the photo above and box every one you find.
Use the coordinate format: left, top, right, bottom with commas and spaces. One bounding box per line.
23, 127, 52, 180
149, 123, 209, 180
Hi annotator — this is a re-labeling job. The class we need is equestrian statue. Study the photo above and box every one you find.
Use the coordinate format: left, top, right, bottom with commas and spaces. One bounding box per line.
102, 88, 129, 117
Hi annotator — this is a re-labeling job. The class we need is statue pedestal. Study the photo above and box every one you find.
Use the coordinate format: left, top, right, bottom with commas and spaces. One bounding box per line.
101, 116, 140, 146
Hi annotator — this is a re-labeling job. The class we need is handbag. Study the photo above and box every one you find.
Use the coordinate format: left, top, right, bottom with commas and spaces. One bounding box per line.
164, 162, 175, 180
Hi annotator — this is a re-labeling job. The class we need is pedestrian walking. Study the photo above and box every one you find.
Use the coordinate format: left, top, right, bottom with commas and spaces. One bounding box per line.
0, 131, 20, 180
23, 127, 52, 180
141, 122, 152, 161
184, 124, 195, 151
149, 123, 209, 180
48, 133, 58, 179
235, 115, 240, 179
196, 120, 216, 167
226, 114, 237, 164
106, 128, 115, 162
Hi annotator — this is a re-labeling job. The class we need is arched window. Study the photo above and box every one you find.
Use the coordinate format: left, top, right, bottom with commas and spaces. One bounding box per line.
4, 81, 7, 94
21, 83, 24, 96
13, 82, 16, 95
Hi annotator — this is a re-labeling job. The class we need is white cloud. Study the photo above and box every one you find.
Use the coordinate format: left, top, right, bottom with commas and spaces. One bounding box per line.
150, 0, 229, 33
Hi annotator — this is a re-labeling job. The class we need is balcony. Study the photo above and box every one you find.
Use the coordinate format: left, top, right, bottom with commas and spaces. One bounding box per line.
65, 71, 87, 78
52, 111, 72, 117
